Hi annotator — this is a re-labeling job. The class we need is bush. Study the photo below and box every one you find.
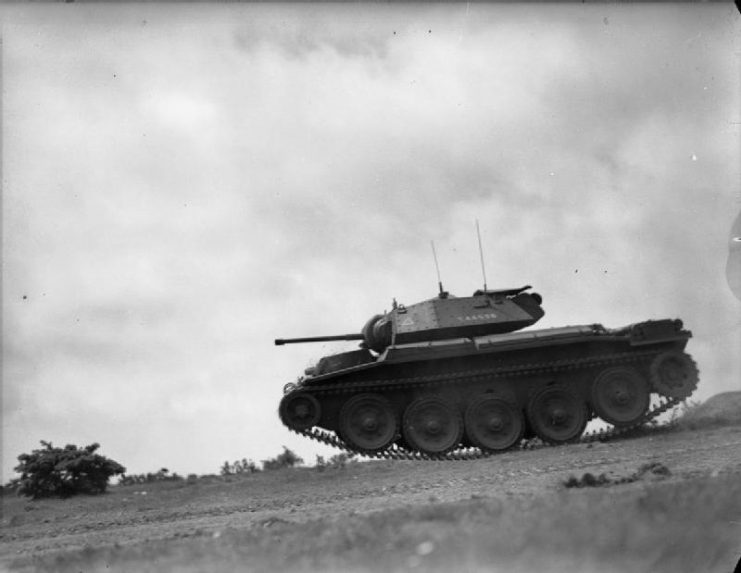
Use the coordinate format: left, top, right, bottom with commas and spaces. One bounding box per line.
14, 441, 126, 499
0, 478, 21, 496
315, 452, 356, 472
220, 459, 260, 476
119, 468, 183, 486
262, 447, 303, 471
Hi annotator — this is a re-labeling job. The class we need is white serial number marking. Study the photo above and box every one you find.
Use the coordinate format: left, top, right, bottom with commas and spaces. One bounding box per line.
457, 313, 497, 321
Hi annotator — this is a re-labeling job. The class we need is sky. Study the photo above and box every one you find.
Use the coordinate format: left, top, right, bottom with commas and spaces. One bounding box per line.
2, 3, 740, 481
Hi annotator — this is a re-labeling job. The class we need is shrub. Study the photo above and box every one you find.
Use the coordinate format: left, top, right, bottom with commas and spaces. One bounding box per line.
220, 458, 260, 476
119, 468, 184, 486
14, 441, 126, 499
262, 447, 303, 471
0, 478, 21, 496
315, 452, 356, 472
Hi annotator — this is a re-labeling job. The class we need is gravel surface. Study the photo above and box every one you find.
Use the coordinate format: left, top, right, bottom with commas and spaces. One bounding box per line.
2, 424, 741, 572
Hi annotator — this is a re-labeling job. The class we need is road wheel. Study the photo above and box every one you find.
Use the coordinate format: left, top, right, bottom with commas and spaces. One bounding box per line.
279, 392, 321, 431
649, 351, 699, 399
403, 396, 463, 456
527, 386, 588, 444
464, 396, 524, 452
339, 394, 397, 454
591, 367, 650, 426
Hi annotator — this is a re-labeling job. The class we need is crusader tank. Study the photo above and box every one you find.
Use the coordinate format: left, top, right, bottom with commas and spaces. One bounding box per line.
276, 285, 699, 459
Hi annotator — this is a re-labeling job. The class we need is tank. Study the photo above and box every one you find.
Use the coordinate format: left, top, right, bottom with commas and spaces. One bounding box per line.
276, 285, 699, 458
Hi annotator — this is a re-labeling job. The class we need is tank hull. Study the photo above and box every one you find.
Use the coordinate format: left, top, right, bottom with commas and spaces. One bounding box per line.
279, 318, 698, 456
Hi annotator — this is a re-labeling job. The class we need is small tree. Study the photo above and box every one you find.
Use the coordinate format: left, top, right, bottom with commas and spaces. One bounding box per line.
14, 441, 126, 499
262, 446, 303, 470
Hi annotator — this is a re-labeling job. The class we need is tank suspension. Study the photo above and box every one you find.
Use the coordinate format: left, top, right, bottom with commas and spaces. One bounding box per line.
290, 395, 686, 462
284, 350, 698, 461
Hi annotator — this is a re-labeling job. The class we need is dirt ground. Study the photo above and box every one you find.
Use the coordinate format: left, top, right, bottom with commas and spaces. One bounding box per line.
2, 422, 741, 573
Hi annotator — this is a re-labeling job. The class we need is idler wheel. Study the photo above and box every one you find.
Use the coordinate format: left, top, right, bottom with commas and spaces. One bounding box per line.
527, 386, 588, 444
402, 396, 463, 456
649, 350, 699, 399
339, 394, 398, 454
591, 367, 650, 426
464, 396, 524, 452
279, 392, 321, 431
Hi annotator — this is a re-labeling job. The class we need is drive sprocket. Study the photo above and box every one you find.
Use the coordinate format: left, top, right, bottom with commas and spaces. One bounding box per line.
649, 351, 699, 399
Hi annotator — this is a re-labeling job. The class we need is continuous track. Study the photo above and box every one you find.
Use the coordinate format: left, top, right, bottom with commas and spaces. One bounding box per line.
286, 349, 695, 461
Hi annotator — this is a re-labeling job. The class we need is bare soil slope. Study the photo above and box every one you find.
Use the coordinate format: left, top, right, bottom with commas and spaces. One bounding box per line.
2, 424, 741, 573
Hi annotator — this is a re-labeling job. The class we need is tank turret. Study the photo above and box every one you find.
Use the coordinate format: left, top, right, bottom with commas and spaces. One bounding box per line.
274, 285, 544, 354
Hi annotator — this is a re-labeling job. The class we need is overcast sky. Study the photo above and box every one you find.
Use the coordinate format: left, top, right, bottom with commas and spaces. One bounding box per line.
2, 4, 740, 480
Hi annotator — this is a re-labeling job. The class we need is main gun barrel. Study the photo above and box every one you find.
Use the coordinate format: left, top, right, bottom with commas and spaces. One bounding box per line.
274, 333, 365, 346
